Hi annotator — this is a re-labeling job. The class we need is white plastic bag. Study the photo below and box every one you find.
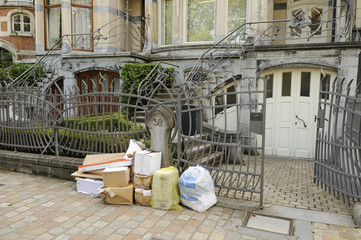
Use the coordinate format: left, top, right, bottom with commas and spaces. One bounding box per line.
179, 166, 217, 212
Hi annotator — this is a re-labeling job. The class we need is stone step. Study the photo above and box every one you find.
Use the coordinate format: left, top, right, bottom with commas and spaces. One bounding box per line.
184, 143, 212, 159
194, 151, 224, 165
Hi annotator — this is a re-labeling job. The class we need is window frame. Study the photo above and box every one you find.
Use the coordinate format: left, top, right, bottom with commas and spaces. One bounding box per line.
44, 0, 62, 50
158, 0, 173, 46
287, 0, 327, 42
71, 0, 93, 51
176, 0, 251, 45
184, 0, 216, 44
11, 14, 31, 36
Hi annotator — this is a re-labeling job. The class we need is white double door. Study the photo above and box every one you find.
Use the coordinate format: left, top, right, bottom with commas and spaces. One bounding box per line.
262, 68, 334, 158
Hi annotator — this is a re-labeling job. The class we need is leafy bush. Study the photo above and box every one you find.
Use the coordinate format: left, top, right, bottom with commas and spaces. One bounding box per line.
0, 63, 46, 88
120, 63, 174, 106
0, 113, 149, 157
57, 129, 133, 158
59, 112, 135, 132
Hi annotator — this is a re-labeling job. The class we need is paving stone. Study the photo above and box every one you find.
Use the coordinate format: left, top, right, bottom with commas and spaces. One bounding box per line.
116, 227, 132, 236
132, 214, 147, 222
0, 162, 357, 240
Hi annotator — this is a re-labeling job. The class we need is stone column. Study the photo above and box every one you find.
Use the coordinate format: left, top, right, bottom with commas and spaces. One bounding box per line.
144, 0, 158, 50
145, 106, 175, 168
35, 0, 45, 52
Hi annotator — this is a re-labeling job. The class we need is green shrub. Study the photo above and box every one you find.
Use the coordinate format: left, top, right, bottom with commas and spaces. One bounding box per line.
120, 63, 174, 106
59, 113, 135, 132
0, 63, 46, 88
0, 113, 149, 157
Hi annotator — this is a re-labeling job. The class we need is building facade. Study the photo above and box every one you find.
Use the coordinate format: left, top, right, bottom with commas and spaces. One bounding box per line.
0, 0, 36, 67
33, 0, 361, 159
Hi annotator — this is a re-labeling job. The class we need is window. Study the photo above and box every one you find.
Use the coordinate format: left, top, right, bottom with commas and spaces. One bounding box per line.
71, 0, 92, 50
160, 0, 172, 45
320, 74, 330, 100
310, 8, 322, 36
300, 72, 311, 96
214, 83, 237, 115
266, 74, 274, 98
227, 0, 247, 33
282, 72, 292, 96
186, 0, 215, 42
0, 48, 13, 68
12, 14, 31, 35
44, 0, 62, 49
288, 1, 325, 40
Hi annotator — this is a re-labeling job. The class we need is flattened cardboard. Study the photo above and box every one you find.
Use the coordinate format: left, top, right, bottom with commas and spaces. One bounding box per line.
135, 188, 151, 206
83, 153, 126, 165
102, 167, 130, 187
99, 184, 134, 205
78, 159, 131, 172
75, 177, 104, 196
71, 171, 103, 180
134, 174, 152, 190
134, 151, 161, 176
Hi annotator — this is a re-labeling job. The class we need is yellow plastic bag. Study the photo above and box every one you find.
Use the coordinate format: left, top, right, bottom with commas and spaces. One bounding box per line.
151, 166, 182, 210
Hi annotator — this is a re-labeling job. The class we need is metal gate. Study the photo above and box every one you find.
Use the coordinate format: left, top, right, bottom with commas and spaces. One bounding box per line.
137, 66, 267, 207
173, 78, 266, 207
314, 77, 361, 204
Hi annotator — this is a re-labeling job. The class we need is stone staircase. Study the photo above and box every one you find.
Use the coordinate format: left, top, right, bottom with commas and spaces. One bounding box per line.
172, 133, 224, 166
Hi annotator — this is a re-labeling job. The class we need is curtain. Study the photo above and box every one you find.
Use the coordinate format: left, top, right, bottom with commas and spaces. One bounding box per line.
46, 8, 61, 48
72, 7, 92, 49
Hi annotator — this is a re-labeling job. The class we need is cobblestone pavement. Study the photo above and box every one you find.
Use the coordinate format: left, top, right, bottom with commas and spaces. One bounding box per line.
0, 156, 359, 240
0, 170, 269, 240
312, 222, 361, 240
263, 157, 354, 215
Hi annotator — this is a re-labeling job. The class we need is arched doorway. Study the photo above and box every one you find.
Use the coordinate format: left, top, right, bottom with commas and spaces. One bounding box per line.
0, 48, 13, 68
259, 67, 337, 158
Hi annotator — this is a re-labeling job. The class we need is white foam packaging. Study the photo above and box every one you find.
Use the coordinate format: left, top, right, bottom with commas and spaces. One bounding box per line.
75, 177, 104, 196
134, 150, 161, 176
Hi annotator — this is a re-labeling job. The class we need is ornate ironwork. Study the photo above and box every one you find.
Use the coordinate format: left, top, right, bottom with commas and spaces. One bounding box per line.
314, 77, 361, 204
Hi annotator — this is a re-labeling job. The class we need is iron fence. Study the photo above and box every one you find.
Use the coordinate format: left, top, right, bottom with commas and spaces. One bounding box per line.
314, 77, 361, 204
0, 67, 267, 206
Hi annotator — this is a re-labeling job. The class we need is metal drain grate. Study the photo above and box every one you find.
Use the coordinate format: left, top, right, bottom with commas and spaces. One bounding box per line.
243, 212, 294, 235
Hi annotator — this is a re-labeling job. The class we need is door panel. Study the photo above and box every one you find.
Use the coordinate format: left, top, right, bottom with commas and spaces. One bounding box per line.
261, 68, 337, 158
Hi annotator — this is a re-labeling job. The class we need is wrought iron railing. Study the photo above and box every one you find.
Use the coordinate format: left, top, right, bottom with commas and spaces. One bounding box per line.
183, 0, 360, 95
1, 13, 148, 88
5, 0, 34, 4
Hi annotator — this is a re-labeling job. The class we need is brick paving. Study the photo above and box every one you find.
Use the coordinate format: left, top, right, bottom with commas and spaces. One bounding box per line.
312, 222, 361, 240
0, 170, 270, 240
0, 155, 359, 239
262, 157, 354, 215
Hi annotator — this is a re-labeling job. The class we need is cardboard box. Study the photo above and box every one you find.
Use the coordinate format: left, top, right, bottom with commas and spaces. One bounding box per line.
78, 153, 130, 172
102, 167, 130, 187
98, 184, 134, 205
135, 188, 152, 206
75, 177, 104, 196
134, 174, 152, 190
134, 151, 161, 176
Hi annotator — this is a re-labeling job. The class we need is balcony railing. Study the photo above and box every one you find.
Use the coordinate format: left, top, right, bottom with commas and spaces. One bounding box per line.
5, 0, 34, 4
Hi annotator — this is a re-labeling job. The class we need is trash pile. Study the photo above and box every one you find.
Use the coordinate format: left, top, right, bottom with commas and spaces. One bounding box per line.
71, 139, 217, 212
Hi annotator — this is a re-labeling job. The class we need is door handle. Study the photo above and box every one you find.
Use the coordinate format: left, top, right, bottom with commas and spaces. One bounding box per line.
295, 115, 307, 128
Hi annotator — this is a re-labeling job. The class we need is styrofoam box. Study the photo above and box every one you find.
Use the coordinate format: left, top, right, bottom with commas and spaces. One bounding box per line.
134, 151, 161, 176
76, 177, 104, 196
